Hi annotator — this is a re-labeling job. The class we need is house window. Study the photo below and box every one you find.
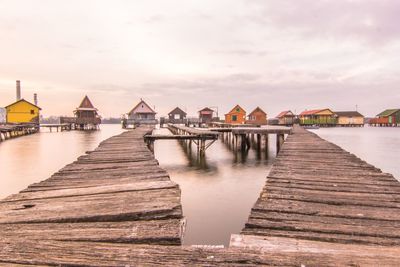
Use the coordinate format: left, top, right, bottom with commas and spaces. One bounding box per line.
174, 114, 180, 119
236, 108, 240, 112
30, 110, 35, 115
232, 115, 237, 121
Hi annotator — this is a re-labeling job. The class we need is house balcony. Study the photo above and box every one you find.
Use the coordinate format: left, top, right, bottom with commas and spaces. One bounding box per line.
75, 117, 101, 125
369, 117, 389, 124
300, 118, 337, 125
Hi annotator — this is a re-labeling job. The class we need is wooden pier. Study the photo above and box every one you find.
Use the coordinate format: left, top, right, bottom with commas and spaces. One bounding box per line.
209, 121, 259, 128
144, 124, 218, 155
0, 126, 185, 248
0, 123, 39, 142
1, 125, 400, 266
40, 123, 73, 132
210, 126, 292, 153
230, 125, 400, 263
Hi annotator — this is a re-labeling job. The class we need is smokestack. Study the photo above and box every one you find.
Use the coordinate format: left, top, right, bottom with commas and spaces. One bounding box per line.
34, 93, 38, 106
16, 80, 21, 101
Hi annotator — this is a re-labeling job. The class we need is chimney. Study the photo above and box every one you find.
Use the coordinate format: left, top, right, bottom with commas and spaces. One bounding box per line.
34, 93, 38, 106
16, 80, 21, 101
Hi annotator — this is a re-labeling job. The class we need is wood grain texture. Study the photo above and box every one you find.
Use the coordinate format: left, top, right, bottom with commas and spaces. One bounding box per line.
0, 126, 185, 249
241, 125, 400, 247
2, 239, 400, 267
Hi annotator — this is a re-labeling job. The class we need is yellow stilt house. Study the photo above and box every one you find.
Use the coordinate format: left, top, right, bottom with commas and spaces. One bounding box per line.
5, 99, 41, 124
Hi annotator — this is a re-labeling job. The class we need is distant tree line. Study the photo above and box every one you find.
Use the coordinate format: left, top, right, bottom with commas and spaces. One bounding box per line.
101, 117, 121, 124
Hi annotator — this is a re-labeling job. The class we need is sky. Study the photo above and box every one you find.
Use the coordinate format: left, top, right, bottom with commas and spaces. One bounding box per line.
0, 0, 399, 118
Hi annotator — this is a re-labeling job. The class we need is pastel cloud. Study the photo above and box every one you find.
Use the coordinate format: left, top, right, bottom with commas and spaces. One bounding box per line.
0, 0, 399, 117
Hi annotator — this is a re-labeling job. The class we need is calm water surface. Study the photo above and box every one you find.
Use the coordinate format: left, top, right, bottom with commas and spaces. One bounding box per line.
0, 124, 123, 199
154, 128, 276, 246
311, 126, 400, 180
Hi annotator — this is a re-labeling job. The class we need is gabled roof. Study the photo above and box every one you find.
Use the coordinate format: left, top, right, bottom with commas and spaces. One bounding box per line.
226, 104, 246, 115
128, 99, 156, 115
334, 111, 364, 117
299, 108, 333, 116
276, 110, 294, 118
5, 99, 42, 110
76, 95, 97, 111
79, 95, 95, 108
199, 107, 214, 113
377, 109, 400, 117
249, 107, 267, 116
168, 107, 187, 116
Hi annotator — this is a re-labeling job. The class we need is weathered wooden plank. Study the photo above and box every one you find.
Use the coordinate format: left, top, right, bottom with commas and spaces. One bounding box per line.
4, 180, 178, 202
1, 239, 400, 266
0, 188, 182, 224
263, 181, 400, 194
0, 219, 185, 245
22, 173, 171, 192
249, 210, 400, 228
59, 160, 159, 172
230, 235, 400, 261
244, 218, 400, 245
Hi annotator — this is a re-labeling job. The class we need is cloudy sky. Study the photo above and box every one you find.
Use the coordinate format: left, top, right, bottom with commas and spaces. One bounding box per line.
0, 0, 399, 118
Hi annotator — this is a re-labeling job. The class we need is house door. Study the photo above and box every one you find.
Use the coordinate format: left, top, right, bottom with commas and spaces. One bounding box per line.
389, 116, 393, 124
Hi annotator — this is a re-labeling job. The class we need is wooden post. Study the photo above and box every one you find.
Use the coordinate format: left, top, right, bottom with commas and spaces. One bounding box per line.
245, 134, 251, 150
277, 134, 284, 153
257, 134, 261, 151
240, 134, 246, 151
148, 140, 154, 153
200, 138, 206, 157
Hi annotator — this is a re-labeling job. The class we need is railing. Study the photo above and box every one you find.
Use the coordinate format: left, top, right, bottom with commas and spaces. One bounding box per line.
300, 118, 337, 125
60, 117, 76, 124
369, 117, 389, 124
60, 117, 101, 125
76, 117, 101, 125
125, 119, 158, 125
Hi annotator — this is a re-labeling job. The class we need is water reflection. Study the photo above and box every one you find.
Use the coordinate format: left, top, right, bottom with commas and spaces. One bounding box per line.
154, 128, 274, 246
176, 138, 216, 171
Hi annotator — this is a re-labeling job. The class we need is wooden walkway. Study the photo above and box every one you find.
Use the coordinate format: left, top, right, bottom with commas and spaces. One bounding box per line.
166, 124, 219, 155
0, 127, 184, 247
1, 125, 400, 266
40, 123, 73, 132
0, 123, 39, 142
231, 125, 400, 263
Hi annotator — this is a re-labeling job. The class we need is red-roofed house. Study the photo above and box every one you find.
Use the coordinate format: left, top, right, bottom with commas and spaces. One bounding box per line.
246, 107, 267, 125
127, 99, 157, 125
299, 108, 337, 126
276, 110, 295, 125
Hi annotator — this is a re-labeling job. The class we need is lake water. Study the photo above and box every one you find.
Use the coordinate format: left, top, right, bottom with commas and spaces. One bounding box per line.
1, 125, 399, 246
153, 128, 275, 246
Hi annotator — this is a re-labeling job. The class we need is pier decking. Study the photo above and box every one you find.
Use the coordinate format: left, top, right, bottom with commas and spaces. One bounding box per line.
0, 123, 39, 142
231, 126, 400, 261
40, 123, 73, 132
147, 124, 219, 155
1, 126, 400, 266
0, 127, 185, 248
